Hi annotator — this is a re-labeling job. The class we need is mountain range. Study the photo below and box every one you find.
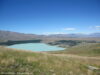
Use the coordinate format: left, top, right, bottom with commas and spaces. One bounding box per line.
0, 30, 100, 42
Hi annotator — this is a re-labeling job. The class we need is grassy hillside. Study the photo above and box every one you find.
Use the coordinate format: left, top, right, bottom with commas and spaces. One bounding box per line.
0, 46, 100, 75
50, 43, 100, 56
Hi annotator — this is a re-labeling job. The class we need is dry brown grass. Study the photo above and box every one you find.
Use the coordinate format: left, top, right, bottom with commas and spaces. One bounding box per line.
0, 46, 100, 75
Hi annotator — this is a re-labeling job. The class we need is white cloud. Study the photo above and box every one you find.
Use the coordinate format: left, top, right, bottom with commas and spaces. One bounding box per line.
95, 26, 100, 30
90, 26, 100, 30
63, 28, 76, 31
43, 32, 66, 35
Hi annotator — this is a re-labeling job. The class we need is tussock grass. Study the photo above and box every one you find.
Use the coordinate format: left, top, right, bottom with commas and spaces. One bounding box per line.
50, 43, 100, 56
0, 46, 100, 75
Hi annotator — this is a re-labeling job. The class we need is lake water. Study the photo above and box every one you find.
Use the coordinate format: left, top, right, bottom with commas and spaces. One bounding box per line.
7, 43, 65, 51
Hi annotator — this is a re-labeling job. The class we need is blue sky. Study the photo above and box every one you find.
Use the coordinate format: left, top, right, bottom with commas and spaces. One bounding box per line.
0, 0, 100, 34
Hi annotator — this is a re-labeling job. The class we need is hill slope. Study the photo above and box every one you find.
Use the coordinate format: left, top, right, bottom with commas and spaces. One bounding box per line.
51, 43, 100, 56
0, 30, 40, 42
0, 46, 100, 75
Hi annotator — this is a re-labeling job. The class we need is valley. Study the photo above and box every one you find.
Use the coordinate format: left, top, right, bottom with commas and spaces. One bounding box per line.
0, 30, 100, 75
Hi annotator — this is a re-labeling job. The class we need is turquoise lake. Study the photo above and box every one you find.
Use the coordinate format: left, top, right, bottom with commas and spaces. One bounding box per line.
7, 43, 65, 51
